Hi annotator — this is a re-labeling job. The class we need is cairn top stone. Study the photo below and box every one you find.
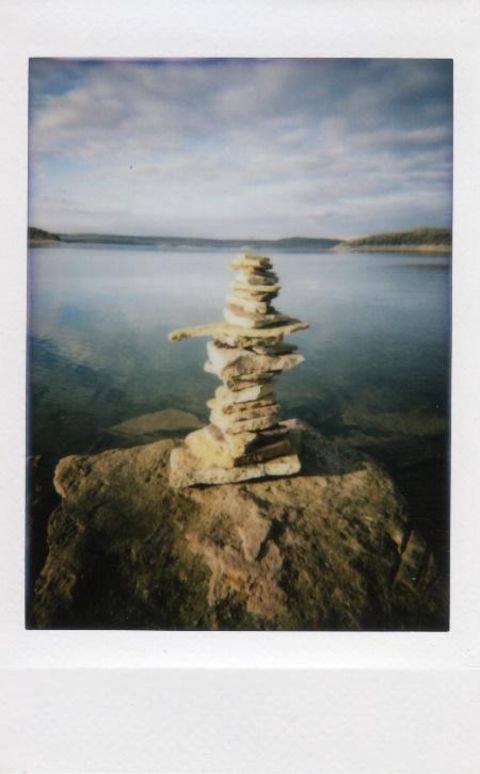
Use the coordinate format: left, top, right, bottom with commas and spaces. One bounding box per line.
230, 252, 272, 270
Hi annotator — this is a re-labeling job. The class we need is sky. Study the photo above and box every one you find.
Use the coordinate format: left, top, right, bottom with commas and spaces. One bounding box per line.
28, 58, 453, 240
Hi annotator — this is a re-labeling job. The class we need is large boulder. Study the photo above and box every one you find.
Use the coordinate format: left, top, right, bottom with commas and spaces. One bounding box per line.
32, 423, 444, 630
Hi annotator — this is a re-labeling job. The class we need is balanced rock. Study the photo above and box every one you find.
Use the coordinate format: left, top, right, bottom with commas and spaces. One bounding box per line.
168, 252, 309, 487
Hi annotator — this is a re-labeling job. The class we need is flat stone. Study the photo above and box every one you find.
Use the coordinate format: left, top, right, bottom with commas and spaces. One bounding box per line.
220, 428, 259, 456
234, 269, 279, 286
232, 281, 282, 296
169, 444, 301, 488
222, 305, 261, 329
183, 424, 294, 467
222, 379, 273, 392
206, 340, 304, 380
222, 429, 258, 451
251, 342, 298, 355
229, 370, 280, 383
233, 286, 279, 303
225, 294, 269, 315
209, 401, 279, 427
249, 424, 291, 443
168, 319, 309, 344
224, 304, 291, 329
215, 383, 276, 404
235, 437, 294, 466
184, 426, 235, 468
223, 424, 290, 453
230, 253, 272, 271
217, 334, 282, 348
204, 362, 274, 390
210, 410, 280, 434
226, 370, 275, 383
207, 396, 277, 414
204, 357, 273, 380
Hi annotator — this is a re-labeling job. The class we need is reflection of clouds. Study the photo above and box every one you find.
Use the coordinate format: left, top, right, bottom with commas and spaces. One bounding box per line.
29, 246, 450, 466
29, 59, 452, 238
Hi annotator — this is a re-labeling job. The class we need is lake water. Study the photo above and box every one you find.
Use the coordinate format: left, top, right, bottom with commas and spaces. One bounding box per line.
27, 244, 450, 571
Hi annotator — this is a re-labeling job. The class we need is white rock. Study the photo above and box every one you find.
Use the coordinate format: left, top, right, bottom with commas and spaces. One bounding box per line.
207, 396, 277, 415
224, 304, 290, 329
207, 340, 304, 379
232, 281, 281, 297
235, 269, 279, 286
215, 383, 276, 404
210, 409, 280, 434
225, 294, 269, 315
223, 306, 258, 329
230, 253, 272, 271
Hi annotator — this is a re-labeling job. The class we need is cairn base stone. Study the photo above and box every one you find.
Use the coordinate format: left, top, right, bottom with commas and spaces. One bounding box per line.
169, 420, 302, 488
169, 446, 301, 488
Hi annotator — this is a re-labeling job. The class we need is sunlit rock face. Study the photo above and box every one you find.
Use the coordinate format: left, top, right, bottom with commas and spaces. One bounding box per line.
168, 253, 309, 487
32, 424, 444, 631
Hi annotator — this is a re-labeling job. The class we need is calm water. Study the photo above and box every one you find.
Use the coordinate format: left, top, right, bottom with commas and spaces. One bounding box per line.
27, 244, 450, 565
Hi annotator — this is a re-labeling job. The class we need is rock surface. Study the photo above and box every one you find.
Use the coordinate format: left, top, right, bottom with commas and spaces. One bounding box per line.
32, 424, 445, 630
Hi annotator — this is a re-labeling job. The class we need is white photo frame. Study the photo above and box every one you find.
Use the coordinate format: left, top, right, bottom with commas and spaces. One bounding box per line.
1, 1, 479, 771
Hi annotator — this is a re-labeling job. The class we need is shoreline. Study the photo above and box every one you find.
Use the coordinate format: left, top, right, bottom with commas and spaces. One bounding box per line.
335, 243, 451, 255
28, 239, 62, 247
28, 239, 452, 255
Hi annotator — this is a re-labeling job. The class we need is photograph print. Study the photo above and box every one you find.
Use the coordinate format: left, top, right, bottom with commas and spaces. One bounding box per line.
26, 58, 452, 631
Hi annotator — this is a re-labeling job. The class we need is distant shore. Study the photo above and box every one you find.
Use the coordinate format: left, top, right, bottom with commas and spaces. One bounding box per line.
338, 227, 451, 255
27, 225, 452, 254
28, 237, 451, 254
335, 243, 452, 255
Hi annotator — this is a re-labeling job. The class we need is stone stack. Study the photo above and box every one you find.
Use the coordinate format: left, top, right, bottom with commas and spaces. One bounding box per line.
168, 252, 309, 487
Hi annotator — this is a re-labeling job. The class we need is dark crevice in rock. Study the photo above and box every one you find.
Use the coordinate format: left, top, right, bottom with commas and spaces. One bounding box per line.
255, 516, 287, 562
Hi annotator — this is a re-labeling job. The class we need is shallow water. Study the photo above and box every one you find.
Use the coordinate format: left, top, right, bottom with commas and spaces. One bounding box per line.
27, 244, 450, 577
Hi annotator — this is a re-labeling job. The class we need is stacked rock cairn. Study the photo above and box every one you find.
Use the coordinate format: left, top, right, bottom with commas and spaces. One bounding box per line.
168, 252, 309, 487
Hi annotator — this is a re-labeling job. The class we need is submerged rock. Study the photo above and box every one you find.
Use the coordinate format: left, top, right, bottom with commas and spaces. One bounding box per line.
109, 408, 202, 437
31, 424, 445, 631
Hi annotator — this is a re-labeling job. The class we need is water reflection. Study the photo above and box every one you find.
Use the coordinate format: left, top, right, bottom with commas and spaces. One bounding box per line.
28, 245, 450, 459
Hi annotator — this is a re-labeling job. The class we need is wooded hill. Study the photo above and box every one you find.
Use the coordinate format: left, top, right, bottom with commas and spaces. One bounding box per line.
342, 227, 451, 248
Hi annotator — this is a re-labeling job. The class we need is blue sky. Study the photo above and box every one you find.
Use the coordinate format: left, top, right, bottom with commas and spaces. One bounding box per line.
28, 58, 453, 239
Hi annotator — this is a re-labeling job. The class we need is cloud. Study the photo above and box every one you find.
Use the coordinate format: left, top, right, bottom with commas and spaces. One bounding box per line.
28, 58, 453, 238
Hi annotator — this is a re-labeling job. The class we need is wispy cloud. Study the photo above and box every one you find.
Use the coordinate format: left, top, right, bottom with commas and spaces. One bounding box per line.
29, 58, 453, 238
